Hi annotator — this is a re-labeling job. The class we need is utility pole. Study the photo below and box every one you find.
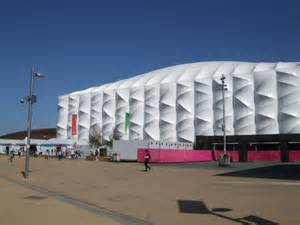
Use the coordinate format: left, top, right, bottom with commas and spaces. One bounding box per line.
24, 66, 34, 178
221, 74, 227, 155
21, 65, 45, 178
219, 74, 230, 167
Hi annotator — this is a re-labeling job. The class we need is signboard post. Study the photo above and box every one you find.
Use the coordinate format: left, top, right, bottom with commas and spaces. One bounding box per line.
72, 114, 77, 136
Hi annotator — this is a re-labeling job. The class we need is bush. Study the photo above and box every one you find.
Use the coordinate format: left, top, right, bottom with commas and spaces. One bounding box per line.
100, 156, 112, 162
86, 155, 96, 161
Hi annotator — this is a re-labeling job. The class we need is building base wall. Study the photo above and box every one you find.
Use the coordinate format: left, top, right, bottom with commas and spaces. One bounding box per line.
196, 134, 300, 162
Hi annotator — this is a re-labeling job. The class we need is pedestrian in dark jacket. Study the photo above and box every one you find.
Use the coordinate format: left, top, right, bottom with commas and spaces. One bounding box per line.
9, 150, 14, 163
144, 150, 151, 172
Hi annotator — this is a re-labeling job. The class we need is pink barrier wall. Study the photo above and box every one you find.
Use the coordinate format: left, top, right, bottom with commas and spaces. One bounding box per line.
137, 148, 213, 163
213, 150, 239, 162
288, 151, 300, 161
138, 148, 300, 162
247, 150, 281, 162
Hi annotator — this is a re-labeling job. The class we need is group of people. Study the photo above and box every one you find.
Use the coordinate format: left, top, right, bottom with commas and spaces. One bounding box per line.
45, 149, 81, 160
6, 146, 152, 172
6, 148, 82, 163
44, 149, 65, 160
7, 148, 23, 163
57, 149, 81, 160
90, 149, 100, 161
89, 149, 151, 172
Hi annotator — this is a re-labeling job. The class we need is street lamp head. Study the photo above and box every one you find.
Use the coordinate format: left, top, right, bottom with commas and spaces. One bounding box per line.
33, 72, 45, 78
20, 96, 30, 104
20, 97, 26, 104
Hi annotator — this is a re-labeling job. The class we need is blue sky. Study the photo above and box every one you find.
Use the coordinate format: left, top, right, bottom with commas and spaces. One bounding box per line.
0, 0, 300, 135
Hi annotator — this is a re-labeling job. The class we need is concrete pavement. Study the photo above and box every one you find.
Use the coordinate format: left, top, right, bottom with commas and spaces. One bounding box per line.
0, 156, 299, 225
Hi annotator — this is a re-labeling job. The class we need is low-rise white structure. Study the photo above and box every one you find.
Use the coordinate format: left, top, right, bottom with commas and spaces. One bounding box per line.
0, 138, 73, 155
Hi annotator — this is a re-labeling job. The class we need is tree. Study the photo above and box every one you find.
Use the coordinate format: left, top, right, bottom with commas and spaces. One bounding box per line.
88, 125, 103, 148
105, 127, 122, 148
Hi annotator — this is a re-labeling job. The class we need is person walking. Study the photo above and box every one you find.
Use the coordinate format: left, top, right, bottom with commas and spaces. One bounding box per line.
77, 150, 81, 159
95, 149, 99, 161
70, 149, 75, 159
58, 150, 63, 160
45, 149, 49, 160
9, 149, 14, 163
144, 150, 151, 172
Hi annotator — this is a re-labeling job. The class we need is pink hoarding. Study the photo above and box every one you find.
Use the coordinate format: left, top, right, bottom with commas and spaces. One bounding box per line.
137, 148, 213, 163
288, 151, 300, 161
212, 150, 239, 162
247, 150, 281, 162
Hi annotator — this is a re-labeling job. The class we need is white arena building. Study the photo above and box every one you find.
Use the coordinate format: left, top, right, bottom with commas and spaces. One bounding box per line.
56, 61, 300, 145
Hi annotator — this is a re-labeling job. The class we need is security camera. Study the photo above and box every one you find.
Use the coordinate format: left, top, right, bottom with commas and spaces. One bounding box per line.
20, 97, 26, 104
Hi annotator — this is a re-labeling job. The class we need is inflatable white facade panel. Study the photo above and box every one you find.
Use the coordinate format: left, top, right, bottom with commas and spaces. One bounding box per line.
176, 81, 194, 142
254, 70, 279, 134
277, 68, 300, 133
90, 88, 103, 133
160, 83, 177, 142
144, 85, 160, 141
212, 74, 234, 136
78, 91, 91, 142
233, 72, 255, 135
194, 64, 217, 136
129, 86, 144, 140
57, 95, 68, 138
115, 88, 129, 140
58, 61, 300, 144
102, 90, 115, 141
67, 93, 79, 139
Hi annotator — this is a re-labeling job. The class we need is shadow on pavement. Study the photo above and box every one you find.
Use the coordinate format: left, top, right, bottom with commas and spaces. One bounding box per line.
178, 200, 279, 225
216, 164, 300, 180
24, 195, 48, 200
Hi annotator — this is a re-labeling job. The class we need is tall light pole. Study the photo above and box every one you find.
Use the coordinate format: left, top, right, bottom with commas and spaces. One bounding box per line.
220, 74, 227, 155
219, 74, 230, 167
21, 65, 45, 178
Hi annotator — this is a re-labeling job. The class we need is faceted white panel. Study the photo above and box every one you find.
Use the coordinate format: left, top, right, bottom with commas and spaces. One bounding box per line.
78, 91, 91, 142
194, 64, 218, 136
102, 90, 115, 141
159, 65, 187, 83
90, 88, 103, 133
145, 67, 174, 85
254, 63, 276, 72
129, 86, 144, 140
144, 84, 160, 141
160, 83, 177, 142
254, 70, 279, 134
276, 62, 299, 70
233, 73, 255, 135
176, 81, 194, 142
115, 88, 129, 140
232, 62, 255, 75
277, 69, 300, 133
212, 74, 234, 136
67, 93, 79, 139
57, 95, 68, 138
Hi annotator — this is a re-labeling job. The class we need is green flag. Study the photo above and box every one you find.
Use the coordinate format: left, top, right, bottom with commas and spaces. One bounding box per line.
125, 112, 129, 134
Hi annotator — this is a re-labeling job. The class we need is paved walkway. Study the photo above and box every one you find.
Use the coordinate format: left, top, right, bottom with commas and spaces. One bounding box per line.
0, 177, 121, 225
0, 156, 299, 225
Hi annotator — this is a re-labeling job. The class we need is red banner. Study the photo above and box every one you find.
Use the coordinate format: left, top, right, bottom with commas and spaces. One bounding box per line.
72, 114, 77, 136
